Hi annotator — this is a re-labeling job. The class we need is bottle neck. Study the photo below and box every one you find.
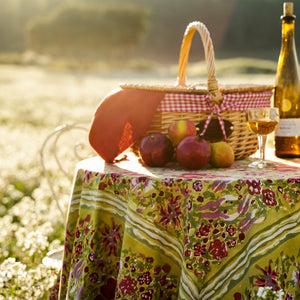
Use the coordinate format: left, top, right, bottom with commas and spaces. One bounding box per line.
281, 16, 296, 45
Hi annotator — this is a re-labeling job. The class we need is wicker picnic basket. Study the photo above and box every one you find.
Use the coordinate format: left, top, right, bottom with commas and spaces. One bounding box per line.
122, 21, 274, 160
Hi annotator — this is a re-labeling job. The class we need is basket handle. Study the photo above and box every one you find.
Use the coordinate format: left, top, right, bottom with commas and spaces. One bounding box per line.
177, 21, 223, 105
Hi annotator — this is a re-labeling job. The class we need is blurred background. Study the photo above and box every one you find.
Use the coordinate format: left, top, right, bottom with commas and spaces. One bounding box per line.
0, 0, 299, 69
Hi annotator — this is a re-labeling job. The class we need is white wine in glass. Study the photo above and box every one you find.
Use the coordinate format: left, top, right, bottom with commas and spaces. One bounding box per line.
246, 108, 279, 168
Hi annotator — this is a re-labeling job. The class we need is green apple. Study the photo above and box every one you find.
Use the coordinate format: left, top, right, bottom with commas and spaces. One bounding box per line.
210, 141, 235, 168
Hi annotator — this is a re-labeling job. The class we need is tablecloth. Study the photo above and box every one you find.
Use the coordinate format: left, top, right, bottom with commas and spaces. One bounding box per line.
53, 153, 300, 300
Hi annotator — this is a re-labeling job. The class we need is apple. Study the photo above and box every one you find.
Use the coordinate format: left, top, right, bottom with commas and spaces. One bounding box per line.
176, 136, 211, 169
168, 120, 197, 147
210, 141, 235, 168
139, 133, 174, 167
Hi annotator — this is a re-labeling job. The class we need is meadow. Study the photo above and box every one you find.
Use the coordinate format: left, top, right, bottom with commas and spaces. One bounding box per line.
0, 61, 276, 298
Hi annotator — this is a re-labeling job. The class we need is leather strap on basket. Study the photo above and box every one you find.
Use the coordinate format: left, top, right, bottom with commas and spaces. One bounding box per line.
177, 21, 223, 106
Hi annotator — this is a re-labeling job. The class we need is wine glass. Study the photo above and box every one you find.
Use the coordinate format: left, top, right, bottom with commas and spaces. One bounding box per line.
245, 107, 279, 168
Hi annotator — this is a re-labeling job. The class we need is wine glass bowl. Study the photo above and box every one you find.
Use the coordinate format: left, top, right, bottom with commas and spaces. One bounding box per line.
246, 107, 279, 168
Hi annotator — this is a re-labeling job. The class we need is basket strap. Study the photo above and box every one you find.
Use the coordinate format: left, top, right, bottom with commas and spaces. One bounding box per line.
177, 21, 223, 106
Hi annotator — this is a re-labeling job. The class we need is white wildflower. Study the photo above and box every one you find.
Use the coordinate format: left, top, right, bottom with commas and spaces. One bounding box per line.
15, 228, 49, 256
257, 287, 285, 299
0, 257, 59, 299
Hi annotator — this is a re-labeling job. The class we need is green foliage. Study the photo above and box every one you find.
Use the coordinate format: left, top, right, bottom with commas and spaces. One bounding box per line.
0, 0, 60, 52
26, 4, 150, 58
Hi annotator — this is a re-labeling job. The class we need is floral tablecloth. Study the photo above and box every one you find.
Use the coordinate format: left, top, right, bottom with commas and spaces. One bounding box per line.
54, 153, 300, 300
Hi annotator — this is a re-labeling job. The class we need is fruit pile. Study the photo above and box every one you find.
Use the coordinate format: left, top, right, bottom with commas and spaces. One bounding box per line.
138, 120, 235, 169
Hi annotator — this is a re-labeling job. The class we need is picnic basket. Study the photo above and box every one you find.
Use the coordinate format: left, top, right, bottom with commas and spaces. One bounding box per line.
121, 21, 274, 160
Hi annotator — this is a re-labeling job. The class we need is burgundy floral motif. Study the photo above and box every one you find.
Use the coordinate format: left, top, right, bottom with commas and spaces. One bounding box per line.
141, 289, 153, 300
75, 241, 83, 256
227, 240, 236, 248
196, 223, 212, 237
197, 196, 204, 202
246, 179, 261, 195
208, 239, 228, 260
119, 276, 137, 296
61, 274, 66, 284
194, 242, 206, 256
131, 176, 151, 192
89, 272, 99, 283
158, 275, 167, 286
162, 178, 174, 187
83, 170, 93, 183
181, 186, 192, 199
288, 177, 300, 184
233, 292, 242, 300
162, 263, 171, 273
146, 257, 154, 263
99, 182, 108, 190
157, 194, 182, 229
84, 225, 90, 235
75, 227, 81, 238
193, 180, 203, 191
101, 218, 122, 256
85, 214, 91, 223
138, 271, 152, 285
185, 234, 190, 245
88, 251, 96, 262
235, 184, 242, 191
226, 240, 236, 248
254, 260, 280, 291
49, 292, 56, 300
226, 225, 236, 236
110, 173, 119, 182
186, 200, 192, 211
262, 189, 277, 206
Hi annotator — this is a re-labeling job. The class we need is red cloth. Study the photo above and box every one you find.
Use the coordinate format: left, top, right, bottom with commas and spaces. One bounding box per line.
89, 88, 165, 162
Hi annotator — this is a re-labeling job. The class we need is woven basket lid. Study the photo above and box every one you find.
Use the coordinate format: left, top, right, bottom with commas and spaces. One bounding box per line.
120, 82, 274, 95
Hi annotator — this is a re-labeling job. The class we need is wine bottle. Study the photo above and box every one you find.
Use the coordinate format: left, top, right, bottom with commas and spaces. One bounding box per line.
274, 2, 300, 158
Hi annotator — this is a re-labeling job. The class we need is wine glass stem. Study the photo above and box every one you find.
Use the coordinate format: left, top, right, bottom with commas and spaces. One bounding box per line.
258, 135, 267, 162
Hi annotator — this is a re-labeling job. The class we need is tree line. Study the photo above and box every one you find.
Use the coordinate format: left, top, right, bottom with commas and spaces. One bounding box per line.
0, 0, 299, 63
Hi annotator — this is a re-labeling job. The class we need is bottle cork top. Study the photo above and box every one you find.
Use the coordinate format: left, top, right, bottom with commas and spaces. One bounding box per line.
284, 2, 294, 16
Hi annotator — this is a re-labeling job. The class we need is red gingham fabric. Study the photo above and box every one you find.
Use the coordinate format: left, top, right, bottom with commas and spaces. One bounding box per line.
156, 90, 273, 140
157, 91, 273, 112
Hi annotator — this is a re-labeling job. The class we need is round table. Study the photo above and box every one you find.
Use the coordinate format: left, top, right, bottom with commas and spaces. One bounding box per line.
54, 151, 300, 300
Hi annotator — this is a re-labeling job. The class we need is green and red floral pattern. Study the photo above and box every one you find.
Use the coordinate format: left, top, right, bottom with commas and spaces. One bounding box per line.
52, 155, 300, 300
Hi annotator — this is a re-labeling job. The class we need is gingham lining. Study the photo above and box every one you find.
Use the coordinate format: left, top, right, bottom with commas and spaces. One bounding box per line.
157, 91, 273, 112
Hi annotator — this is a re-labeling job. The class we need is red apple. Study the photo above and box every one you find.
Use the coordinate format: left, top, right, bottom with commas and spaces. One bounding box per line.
168, 120, 197, 146
176, 136, 211, 169
139, 133, 174, 167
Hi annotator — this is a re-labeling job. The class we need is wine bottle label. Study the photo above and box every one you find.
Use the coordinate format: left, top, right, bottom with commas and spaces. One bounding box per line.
275, 118, 300, 136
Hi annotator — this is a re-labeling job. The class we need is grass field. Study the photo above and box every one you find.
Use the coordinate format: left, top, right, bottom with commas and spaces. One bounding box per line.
0, 62, 276, 298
